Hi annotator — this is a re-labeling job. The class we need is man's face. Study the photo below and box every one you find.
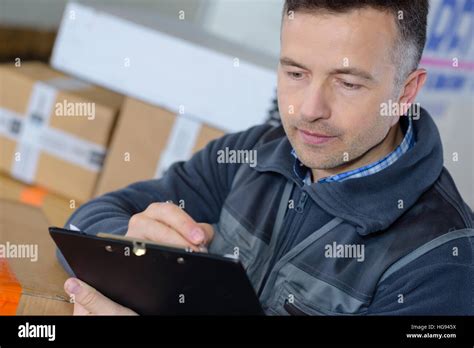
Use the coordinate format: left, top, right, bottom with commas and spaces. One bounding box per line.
278, 8, 401, 171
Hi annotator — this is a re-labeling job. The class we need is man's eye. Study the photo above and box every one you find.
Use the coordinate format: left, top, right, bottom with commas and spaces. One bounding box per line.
287, 72, 304, 80
340, 81, 361, 90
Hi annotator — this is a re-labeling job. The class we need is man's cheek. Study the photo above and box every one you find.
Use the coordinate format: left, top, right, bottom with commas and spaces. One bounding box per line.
278, 87, 301, 117
279, 98, 298, 119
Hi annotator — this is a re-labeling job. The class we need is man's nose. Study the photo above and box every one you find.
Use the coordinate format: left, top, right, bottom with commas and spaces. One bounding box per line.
299, 84, 330, 122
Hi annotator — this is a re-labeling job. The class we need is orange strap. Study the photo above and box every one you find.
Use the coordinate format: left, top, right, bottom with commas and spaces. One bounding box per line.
0, 258, 22, 315
19, 186, 48, 207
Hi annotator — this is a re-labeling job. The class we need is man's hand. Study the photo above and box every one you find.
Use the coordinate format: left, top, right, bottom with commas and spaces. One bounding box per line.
126, 202, 214, 251
64, 278, 137, 315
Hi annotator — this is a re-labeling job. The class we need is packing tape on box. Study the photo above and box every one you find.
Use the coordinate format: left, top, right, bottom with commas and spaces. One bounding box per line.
11, 81, 57, 183
154, 115, 202, 178
0, 78, 106, 183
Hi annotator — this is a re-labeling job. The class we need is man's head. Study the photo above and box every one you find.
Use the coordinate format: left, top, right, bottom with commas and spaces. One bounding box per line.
278, 0, 429, 178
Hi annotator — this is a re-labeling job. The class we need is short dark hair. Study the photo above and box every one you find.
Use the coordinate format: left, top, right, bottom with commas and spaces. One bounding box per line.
283, 0, 429, 87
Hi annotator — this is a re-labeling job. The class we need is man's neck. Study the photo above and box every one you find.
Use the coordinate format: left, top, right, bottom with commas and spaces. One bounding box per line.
311, 123, 404, 182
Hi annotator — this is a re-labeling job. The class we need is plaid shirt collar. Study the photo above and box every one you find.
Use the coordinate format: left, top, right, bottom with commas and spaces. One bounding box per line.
291, 117, 416, 185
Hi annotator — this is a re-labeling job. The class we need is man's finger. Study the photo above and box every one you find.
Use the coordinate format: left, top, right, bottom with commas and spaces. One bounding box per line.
128, 215, 201, 251
73, 302, 90, 316
197, 223, 215, 242
144, 202, 208, 245
64, 278, 136, 315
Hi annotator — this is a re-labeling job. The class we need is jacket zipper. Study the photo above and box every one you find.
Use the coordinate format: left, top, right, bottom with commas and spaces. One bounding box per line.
257, 189, 309, 296
277, 191, 308, 255
295, 191, 308, 213
277, 191, 308, 256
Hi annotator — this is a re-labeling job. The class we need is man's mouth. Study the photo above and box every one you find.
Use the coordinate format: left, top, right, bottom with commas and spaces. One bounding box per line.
297, 128, 336, 145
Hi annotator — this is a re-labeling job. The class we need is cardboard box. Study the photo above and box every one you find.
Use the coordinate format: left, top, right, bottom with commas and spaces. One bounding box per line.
0, 199, 73, 315
51, 2, 277, 133
0, 172, 79, 228
95, 97, 225, 196
0, 62, 123, 202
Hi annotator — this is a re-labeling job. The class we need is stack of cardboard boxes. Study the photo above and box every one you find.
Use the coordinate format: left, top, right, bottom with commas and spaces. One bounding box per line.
1, 1, 276, 315
0, 61, 228, 203
0, 61, 227, 315
0, 61, 122, 315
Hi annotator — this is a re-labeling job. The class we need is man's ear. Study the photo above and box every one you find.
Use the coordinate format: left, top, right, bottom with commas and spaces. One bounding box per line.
397, 68, 428, 116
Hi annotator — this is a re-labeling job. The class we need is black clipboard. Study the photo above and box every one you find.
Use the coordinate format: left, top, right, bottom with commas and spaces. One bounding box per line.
49, 227, 263, 315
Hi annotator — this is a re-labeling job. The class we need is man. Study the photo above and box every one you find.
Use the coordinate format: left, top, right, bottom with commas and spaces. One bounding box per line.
60, 0, 473, 315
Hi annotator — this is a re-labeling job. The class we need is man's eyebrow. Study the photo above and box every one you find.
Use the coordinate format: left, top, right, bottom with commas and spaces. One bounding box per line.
279, 57, 310, 71
330, 68, 375, 81
280, 58, 376, 82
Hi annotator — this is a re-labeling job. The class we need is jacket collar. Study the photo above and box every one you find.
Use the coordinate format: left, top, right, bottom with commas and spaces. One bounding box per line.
254, 108, 444, 236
